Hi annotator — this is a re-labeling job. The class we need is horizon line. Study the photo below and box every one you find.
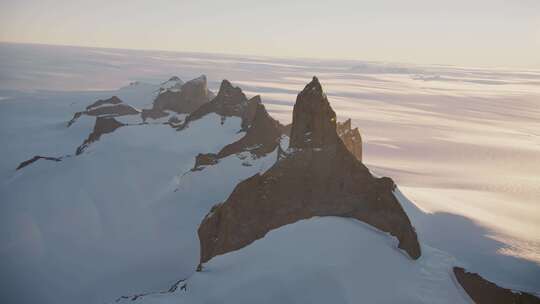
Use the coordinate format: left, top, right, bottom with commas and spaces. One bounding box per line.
2, 40, 537, 72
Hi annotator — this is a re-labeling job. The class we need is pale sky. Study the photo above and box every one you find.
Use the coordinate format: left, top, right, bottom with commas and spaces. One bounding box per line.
1, 0, 539, 68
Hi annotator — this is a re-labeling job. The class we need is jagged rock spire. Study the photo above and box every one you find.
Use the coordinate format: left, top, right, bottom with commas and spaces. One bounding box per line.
197, 77, 421, 265
215, 79, 248, 106
181, 79, 249, 127
142, 75, 213, 121
289, 76, 338, 149
241, 95, 261, 130
85, 96, 122, 111
337, 119, 363, 162
192, 99, 284, 171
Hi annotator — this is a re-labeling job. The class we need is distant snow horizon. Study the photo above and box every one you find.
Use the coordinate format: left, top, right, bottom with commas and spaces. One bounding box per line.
2, 41, 540, 93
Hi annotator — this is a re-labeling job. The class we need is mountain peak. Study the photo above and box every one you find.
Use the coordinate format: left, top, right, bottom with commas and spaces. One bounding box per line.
217, 79, 241, 97
159, 76, 184, 92
182, 75, 208, 92
198, 77, 421, 265
307, 76, 322, 90
180, 79, 248, 127
214, 79, 248, 106
289, 76, 338, 149
186, 75, 207, 85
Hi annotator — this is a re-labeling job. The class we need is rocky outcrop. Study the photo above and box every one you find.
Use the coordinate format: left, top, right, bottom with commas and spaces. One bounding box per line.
86, 104, 139, 117
289, 77, 338, 149
115, 279, 187, 303
16, 155, 62, 170
86, 95, 123, 110
337, 119, 362, 161
192, 99, 283, 170
76, 117, 124, 155
197, 77, 421, 265
68, 96, 139, 127
218, 102, 282, 158
157, 76, 184, 93
192, 153, 219, 170
281, 123, 292, 136
142, 76, 213, 121
240, 95, 261, 131
453, 267, 540, 304
181, 80, 249, 128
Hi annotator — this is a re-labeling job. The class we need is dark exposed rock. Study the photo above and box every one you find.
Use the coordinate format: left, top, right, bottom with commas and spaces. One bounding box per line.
185, 82, 284, 171
281, 123, 292, 136
85, 96, 122, 110
115, 278, 187, 303
86, 104, 139, 117
167, 115, 183, 127
193, 153, 219, 170
167, 279, 187, 293
141, 108, 168, 121
337, 119, 362, 161
16, 155, 62, 170
158, 76, 184, 93
289, 77, 338, 149
453, 267, 540, 304
145, 76, 212, 120
181, 80, 248, 128
241, 95, 261, 131
67, 112, 82, 127
67, 96, 138, 127
191, 97, 283, 171
76, 117, 124, 155
197, 77, 421, 264
336, 118, 352, 134
218, 102, 282, 158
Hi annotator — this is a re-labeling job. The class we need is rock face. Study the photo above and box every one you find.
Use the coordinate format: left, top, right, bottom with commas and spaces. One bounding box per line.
86, 104, 139, 117
68, 96, 139, 127
197, 77, 421, 265
157, 76, 184, 94
218, 101, 282, 158
185, 81, 285, 171
182, 79, 248, 128
193, 98, 283, 170
142, 76, 212, 121
289, 77, 338, 149
453, 267, 540, 304
16, 155, 62, 170
86, 95, 123, 110
337, 119, 362, 161
240, 95, 261, 131
76, 117, 124, 155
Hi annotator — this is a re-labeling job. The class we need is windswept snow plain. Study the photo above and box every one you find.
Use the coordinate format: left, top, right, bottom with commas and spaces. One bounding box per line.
0, 42, 539, 303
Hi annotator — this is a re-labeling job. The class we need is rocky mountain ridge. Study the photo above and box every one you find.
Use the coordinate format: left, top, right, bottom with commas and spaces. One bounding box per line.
197, 77, 421, 265
142, 75, 213, 121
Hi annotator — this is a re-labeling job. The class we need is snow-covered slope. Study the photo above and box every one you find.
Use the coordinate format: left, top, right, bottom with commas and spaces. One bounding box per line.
0, 79, 287, 304
115, 217, 470, 304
